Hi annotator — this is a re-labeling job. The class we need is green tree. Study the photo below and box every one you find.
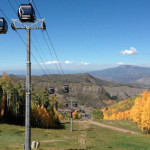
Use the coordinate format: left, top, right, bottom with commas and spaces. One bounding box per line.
92, 109, 104, 120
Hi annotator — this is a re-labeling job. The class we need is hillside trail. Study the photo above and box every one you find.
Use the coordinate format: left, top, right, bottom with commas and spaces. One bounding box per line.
78, 120, 138, 135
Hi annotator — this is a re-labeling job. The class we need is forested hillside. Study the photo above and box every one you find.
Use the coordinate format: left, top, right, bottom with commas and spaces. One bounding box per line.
7, 73, 146, 109
102, 90, 150, 133
0, 73, 60, 128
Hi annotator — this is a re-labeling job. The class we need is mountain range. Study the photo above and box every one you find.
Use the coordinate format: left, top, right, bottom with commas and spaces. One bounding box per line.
88, 65, 150, 86
2, 65, 150, 87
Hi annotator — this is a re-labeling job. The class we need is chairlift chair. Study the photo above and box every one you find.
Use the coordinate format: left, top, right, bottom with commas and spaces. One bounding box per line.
64, 102, 68, 107
62, 85, 69, 93
0, 18, 8, 34
73, 102, 77, 107
18, 4, 36, 23
48, 87, 55, 94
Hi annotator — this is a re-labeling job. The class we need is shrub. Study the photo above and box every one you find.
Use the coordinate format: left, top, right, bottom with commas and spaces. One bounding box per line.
92, 109, 104, 120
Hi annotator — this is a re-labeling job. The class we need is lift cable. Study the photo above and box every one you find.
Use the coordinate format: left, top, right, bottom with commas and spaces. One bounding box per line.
11, 0, 62, 75
10, 0, 54, 76
31, 40, 60, 88
10, 0, 62, 90
41, 31, 61, 74
14, 0, 19, 7
31, 33, 55, 74
31, 40, 54, 75
45, 30, 65, 75
33, 1, 69, 84
8, 0, 58, 85
32, 1, 64, 74
11, 0, 56, 74
31, 0, 63, 75
7, 0, 18, 16
0, 8, 55, 87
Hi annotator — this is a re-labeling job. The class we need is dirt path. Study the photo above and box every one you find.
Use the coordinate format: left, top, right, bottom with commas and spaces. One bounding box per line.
79, 120, 138, 135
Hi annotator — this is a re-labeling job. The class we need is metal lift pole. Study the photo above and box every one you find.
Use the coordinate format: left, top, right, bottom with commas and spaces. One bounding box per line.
11, 19, 46, 150
71, 98, 73, 132
25, 28, 31, 150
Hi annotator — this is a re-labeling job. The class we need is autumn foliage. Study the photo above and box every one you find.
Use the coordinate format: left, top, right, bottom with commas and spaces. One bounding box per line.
0, 72, 60, 128
0, 96, 6, 116
58, 110, 81, 120
72, 110, 81, 119
102, 90, 150, 133
31, 104, 60, 128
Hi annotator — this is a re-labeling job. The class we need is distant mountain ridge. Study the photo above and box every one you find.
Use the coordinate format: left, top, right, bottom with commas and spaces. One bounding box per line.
0, 69, 89, 76
88, 65, 150, 85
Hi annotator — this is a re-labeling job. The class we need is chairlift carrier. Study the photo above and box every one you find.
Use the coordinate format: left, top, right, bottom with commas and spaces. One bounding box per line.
62, 85, 69, 93
0, 18, 8, 34
64, 102, 68, 107
18, 3, 36, 22
48, 87, 55, 94
73, 102, 77, 107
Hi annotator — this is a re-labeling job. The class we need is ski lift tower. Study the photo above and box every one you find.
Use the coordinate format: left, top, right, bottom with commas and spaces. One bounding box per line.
11, 1, 46, 150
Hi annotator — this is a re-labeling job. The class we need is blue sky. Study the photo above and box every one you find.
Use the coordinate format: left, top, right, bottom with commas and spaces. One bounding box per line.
1, 0, 150, 74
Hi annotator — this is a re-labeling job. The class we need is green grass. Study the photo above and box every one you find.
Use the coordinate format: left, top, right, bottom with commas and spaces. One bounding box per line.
0, 120, 150, 150
86, 124, 150, 150
0, 122, 80, 150
96, 120, 141, 133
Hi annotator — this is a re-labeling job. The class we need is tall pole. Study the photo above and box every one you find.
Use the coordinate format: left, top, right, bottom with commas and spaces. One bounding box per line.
25, 28, 31, 150
11, 19, 46, 150
71, 98, 73, 132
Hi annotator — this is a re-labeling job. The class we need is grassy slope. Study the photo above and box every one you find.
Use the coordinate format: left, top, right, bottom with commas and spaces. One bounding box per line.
0, 122, 79, 150
87, 124, 150, 150
96, 120, 141, 133
0, 121, 150, 150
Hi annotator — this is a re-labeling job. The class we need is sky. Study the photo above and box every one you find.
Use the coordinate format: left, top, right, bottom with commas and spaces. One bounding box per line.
1, 0, 150, 74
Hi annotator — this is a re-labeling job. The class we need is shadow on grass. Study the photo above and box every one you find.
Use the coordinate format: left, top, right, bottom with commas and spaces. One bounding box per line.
85, 127, 93, 131
0, 122, 65, 130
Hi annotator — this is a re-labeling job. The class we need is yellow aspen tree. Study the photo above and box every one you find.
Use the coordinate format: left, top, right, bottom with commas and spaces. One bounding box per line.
0, 96, 6, 116
141, 96, 150, 133
130, 97, 142, 126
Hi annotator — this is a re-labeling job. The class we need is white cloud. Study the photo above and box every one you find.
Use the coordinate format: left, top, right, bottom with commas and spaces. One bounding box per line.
120, 47, 138, 55
41, 60, 90, 66
41, 61, 59, 65
80, 62, 90, 65
117, 62, 124, 65
64, 60, 73, 64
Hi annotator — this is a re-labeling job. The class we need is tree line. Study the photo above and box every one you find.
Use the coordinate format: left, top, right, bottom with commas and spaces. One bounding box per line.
0, 72, 60, 128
